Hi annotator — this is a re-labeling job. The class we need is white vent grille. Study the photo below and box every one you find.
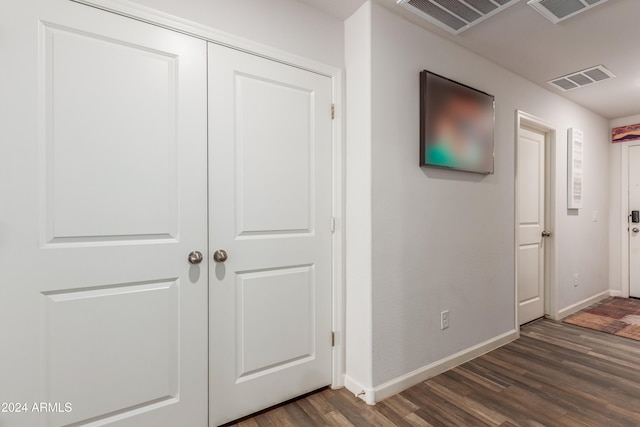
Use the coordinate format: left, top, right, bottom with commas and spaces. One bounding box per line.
548, 65, 615, 91
396, 0, 520, 35
528, 0, 608, 23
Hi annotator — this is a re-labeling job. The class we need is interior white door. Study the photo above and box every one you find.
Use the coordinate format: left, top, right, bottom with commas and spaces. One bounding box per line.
208, 43, 333, 425
0, 2, 208, 426
517, 126, 547, 325
628, 145, 640, 297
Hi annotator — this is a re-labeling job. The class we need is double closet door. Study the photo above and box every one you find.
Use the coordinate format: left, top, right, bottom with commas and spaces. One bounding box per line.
0, 1, 333, 426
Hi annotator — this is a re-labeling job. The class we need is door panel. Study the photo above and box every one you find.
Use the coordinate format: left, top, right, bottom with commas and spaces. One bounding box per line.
43, 280, 180, 424
236, 265, 315, 377
43, 23, 179, 242
208, 43, 333, 425
629, 145, 640, 297
517, 127, 546, 325
234, 75, 314, 235
518, 246, 541, 302
0, 2, 207, 426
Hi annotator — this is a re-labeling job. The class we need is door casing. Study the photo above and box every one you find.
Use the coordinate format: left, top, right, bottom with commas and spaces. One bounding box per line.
515, 111, 557, 327
71, 0, 345, 387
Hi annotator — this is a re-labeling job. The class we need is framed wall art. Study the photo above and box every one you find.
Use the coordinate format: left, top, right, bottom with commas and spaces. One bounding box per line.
420, 70, 495, 174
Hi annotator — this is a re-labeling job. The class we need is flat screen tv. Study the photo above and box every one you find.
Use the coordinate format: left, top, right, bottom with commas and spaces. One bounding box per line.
420, 71, 495, 174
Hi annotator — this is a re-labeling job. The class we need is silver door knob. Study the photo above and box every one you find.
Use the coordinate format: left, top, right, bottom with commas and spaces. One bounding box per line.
188, 251, 203, 265
213, 249, 228, 263
633, 228, 639, 233
542, 231, 552, 237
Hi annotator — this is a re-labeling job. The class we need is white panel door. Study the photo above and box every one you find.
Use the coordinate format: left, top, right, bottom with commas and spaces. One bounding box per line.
517, 127, 547, 325
628, 145, 640, 297
208, 43, 333, 425
0, 2, 208, 426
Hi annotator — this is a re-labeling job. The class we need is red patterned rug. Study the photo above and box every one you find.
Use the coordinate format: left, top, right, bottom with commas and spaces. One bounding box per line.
563, 297, 640, 341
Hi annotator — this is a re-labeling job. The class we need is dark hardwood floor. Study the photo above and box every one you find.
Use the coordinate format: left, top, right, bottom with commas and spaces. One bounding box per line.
226, 319, 640, 426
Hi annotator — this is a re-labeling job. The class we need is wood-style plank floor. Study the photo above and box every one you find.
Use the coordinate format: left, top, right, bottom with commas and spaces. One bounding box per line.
225, 319, 640, 426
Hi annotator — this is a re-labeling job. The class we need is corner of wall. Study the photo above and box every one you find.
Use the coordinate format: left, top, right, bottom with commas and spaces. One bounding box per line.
344, 0, 374, 393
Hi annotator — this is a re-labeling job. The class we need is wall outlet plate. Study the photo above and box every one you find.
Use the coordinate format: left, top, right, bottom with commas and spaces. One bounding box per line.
441, 310, 450, 330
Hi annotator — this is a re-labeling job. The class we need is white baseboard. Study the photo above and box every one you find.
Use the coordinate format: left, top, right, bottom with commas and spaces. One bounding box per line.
344, 375, 375, 405
557, 290, 612, 319
344, 290, 622, 406
346, 329, 518, 405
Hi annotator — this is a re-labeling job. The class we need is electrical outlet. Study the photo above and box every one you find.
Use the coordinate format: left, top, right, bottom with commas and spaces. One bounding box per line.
573, 274, 579, 287
441, 310, 449, 330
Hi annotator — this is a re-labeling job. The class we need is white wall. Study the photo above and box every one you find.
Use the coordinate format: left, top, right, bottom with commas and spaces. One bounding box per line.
345, 1, 610, 391
128, 0, 344, 68
609, 114, 640, 297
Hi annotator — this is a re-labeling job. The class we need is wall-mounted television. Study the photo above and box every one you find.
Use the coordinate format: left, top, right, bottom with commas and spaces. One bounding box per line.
420, 71, 495, 174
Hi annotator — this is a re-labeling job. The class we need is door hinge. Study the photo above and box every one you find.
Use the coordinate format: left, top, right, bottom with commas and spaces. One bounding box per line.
331, 104, 335, 120
330, 217, 336, 233
331, 331, 335, 347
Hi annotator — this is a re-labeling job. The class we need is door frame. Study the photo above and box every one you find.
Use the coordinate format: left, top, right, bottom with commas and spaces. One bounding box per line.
72, 0, 346, 387
619, 142, 640, 298
515, 111, 558, 326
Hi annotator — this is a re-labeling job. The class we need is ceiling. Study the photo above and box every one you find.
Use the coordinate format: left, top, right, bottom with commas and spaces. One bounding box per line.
297, 0, 640, 120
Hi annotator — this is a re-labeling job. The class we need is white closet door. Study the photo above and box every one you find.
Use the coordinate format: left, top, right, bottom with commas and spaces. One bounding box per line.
0, 1, 208, 426
517, 127, 546, 324
208, 43, 333, 425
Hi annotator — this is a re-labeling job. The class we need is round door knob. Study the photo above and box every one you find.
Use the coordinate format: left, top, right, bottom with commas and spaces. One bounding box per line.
213, 249, 228, 263
188, 251, 203, 265
541, 231, 552, 237
634, 228, 639, 233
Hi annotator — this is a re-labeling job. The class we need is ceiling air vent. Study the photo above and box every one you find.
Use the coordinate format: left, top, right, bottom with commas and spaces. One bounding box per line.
396, 0, 520, 35
528, 0, 608, 24
548, 65, 615, 91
